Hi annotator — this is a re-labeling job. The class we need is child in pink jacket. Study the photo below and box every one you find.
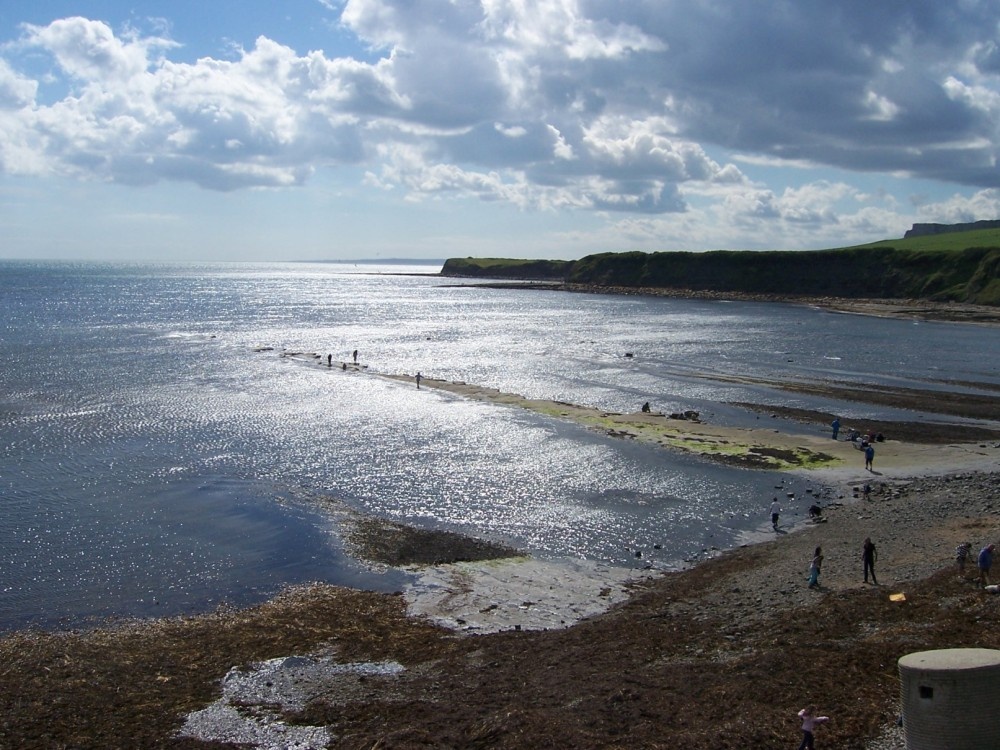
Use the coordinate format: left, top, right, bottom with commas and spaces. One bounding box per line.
797, 706, 829, 749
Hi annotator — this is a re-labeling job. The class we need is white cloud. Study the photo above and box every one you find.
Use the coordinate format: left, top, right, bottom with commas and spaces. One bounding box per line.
22, 17, 172, 81
479, 0, 665, 60
2, 1, 1000, 256
862, 90, 900, 121
914, 188, 1000, 224
0, 58, 36, 108
546, 124, 575, 160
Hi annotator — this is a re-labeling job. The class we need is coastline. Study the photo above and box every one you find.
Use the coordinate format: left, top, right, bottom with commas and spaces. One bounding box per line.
383, 372, 1000, 479
3, 352, 1000, 745
443, 279, 1000, 325
3, 469, 997, 747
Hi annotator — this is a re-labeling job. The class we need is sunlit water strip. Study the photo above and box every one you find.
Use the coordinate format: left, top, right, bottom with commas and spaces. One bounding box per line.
1, 260, 998, 631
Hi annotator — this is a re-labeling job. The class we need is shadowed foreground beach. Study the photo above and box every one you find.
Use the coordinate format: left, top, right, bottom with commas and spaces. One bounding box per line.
1, 348, 999, 748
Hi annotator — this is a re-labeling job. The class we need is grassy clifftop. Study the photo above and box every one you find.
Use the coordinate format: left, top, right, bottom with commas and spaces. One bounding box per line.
441, 229, 1000, 305
440, 257, 574, 280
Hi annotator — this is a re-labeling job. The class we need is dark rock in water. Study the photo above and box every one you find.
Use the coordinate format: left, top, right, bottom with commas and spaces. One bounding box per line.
669, 410, 701, 421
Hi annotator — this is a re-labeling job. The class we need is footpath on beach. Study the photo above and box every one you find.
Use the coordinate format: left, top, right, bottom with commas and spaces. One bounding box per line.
375, 369, 1000, 634
277, 348, 1000, 479
378, 371, 999, 481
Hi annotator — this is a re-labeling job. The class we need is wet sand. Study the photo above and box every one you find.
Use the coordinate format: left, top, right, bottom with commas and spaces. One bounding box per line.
384, 372, 1000, 481
452, 281, 1000, 326
279, 352, 1000, 639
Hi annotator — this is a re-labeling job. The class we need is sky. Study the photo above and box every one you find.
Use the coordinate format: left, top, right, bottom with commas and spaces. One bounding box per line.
2, 1, 1000, 262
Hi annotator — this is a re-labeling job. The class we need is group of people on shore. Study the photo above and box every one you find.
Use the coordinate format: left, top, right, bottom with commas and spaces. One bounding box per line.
767, 500, 879, 588
769, 479, 999, 748
801, 529, 1000, 592
831, 418, 881, 471
957, 541, 997, 586
797, 542, 997, 748
805, 542, 878, 589
325, 349, 360, 370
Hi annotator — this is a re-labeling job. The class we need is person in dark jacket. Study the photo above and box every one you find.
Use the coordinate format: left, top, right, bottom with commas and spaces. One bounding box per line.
979, 543, 995, 586
862, 537, 878, 585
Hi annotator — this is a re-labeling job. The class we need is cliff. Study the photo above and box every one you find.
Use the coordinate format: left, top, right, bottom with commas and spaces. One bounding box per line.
905, 219, 1000, 238
439, 257, 574, 280
441, 233, 1000, 306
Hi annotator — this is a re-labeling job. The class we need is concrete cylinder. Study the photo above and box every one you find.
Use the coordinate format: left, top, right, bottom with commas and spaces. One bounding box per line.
898, 648, 1000, 749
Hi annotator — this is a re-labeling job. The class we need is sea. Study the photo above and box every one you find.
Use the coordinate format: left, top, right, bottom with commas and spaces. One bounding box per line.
2, 259, 999, 633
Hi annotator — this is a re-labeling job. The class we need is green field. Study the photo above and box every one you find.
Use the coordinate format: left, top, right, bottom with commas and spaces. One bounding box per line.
848, 227, 1000, 253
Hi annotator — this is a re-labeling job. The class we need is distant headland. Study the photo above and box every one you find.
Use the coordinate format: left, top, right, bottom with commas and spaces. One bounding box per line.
904, 219, 1000, 238
441, 223, 1000, 307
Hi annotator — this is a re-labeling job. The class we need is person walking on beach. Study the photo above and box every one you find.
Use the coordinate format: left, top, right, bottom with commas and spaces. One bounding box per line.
978, 543, 995, 586
864, 443, 875, 471
770, 497, 781, 531
831, 418, 840, 440
796, 706, 829, 750
808, 546, 823, 589
327, 353, 332, 368
416, 372, 422, 389
352, 349, 358, 364
862, 537, 878, 585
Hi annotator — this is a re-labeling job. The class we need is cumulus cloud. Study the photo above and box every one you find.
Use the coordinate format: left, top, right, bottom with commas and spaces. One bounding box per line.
1, 0, 1000, 240
21, 17, 171, 81
0, 58, 37, 108
914, 188, 1000, 224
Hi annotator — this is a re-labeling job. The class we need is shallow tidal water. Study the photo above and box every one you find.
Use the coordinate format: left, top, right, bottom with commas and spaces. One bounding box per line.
2, 260, 998, 631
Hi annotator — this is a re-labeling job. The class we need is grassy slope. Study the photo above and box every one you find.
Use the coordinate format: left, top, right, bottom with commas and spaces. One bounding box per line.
441, 228, 1000, 305
849, 227, 1000, 252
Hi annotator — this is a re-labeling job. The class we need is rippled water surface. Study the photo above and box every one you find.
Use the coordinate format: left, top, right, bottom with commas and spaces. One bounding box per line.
2, 260, 999, 631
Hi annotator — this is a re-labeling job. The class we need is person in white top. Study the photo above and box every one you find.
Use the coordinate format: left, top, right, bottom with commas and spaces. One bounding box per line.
770, 498, 781, 530
796, 705, 829, 749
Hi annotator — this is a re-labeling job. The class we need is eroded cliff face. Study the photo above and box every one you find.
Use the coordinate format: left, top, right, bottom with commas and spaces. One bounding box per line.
905, 219, 1000, 238
570, 246, 1000, 304
440, 257, 572, 280
443, 245, 1000, 305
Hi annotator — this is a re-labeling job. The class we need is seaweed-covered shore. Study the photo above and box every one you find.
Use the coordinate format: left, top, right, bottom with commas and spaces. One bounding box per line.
0, 469, 997, 749
2, 353, 999, 748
